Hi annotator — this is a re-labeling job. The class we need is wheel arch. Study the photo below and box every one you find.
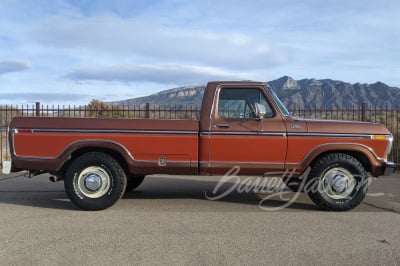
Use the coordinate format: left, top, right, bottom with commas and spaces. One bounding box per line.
310, 150, 372, 173
56, 140, 135, 176
300, 143, 382, 176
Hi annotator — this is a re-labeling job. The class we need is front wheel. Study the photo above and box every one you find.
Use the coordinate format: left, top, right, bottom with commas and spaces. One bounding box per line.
306, 153, 368, 211
64, 152, 127, 211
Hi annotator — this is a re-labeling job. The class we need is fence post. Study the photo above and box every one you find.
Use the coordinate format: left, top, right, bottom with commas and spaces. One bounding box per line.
145, 103, 150, 119
35, 102, 40, 117
361, 102, 367, 121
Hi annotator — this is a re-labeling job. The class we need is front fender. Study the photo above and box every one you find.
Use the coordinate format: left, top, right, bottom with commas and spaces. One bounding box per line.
289, 143, 384, 176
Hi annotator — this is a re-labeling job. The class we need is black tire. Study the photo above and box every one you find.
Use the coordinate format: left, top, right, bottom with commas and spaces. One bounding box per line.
125, 175, 145, 193
64, 152, 127, 211
306, 153, 368, 211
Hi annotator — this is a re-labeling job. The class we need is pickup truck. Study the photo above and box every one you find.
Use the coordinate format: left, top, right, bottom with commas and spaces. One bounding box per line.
6, 81, 395, 211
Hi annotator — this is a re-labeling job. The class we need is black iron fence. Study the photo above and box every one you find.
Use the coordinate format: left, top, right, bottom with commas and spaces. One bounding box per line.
1, 102, 399, 167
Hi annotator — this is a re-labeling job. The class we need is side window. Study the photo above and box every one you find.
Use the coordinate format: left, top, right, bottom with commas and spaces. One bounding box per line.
218, 88, 273, 119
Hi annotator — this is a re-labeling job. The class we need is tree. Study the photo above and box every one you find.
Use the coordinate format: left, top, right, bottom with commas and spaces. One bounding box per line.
86, 99, 111, 118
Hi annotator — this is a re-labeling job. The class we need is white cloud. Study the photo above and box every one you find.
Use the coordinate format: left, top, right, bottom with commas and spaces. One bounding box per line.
66, 63, 263, 84
0, 60, 31, 75
29, 14, 289, 70
0, 92, 90, 105
0, 0, 400, 106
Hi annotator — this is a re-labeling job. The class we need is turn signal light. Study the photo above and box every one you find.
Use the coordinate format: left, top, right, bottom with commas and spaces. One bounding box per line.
14, 129, 33, 134
371, 135, 388, 140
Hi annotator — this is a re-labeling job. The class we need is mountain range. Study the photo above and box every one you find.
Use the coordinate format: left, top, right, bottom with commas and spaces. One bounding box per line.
110, 76, 400, 109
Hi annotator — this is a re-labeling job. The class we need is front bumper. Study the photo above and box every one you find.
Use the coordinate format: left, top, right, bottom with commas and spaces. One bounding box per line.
380, 161, 397, 177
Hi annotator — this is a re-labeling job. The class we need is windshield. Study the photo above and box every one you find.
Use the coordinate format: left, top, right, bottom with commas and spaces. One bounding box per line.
267, 87, 291, 116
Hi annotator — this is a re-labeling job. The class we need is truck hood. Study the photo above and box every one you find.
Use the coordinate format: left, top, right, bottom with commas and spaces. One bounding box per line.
299, 118, 391, 135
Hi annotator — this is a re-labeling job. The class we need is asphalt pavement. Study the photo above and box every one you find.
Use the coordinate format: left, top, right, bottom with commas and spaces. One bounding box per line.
0, 173, 399, 265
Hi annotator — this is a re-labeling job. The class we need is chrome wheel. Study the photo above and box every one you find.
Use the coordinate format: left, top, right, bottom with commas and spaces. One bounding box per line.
319, 167, 356, 200
77, 166, 111, 198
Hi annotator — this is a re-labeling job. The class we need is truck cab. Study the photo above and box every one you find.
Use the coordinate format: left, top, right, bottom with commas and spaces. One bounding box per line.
199, 82, 288, 175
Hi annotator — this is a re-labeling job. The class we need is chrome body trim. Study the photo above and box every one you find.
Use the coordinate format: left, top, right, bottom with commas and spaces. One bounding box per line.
12, 139, 136, 161
29, 129, 198, 135
200, 132, 386, 139
200, 132, 286, 137
287, 133, 376, 139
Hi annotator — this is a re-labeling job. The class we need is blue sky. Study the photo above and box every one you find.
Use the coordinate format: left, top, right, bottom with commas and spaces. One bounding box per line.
0, 0, 399, 105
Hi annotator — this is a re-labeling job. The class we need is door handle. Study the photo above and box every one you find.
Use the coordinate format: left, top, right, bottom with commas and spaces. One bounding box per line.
216, 124, 230, 128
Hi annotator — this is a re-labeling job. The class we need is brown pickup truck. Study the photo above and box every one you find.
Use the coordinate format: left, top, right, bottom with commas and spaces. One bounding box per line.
6, 81, 395, 211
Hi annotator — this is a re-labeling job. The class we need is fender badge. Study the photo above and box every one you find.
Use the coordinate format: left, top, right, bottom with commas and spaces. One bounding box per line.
158, 157, 167, 167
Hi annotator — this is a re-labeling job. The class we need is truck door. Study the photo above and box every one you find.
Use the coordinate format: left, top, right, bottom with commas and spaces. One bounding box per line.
204, 86, 287, 175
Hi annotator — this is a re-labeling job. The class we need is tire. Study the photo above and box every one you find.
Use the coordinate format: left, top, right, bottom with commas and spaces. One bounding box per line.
125, 175, 145, 193
306, 153, 368, 211
64, 152, 127, 211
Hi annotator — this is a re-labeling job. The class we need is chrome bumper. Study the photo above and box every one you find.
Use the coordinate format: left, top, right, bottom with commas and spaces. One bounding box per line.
382, 161, 396, 176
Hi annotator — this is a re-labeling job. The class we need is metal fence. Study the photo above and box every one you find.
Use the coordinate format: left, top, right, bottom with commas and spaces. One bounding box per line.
1, 102, 399, 167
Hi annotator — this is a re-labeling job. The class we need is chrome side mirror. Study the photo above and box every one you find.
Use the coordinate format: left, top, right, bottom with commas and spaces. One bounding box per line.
254, 103, 266, 119
254, 103, 266, 132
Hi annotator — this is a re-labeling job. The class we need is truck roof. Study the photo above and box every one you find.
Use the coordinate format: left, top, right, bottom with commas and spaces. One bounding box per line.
207, 81, 267, 87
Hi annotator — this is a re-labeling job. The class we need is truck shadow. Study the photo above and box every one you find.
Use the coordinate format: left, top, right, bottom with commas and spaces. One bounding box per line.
2, 174, 398, 212
123, 176, 320, 211
0, 191, 76, 210
0, 175, 321, 211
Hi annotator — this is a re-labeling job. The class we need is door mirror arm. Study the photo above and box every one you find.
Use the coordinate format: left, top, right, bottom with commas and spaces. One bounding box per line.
254, 103, 266, 132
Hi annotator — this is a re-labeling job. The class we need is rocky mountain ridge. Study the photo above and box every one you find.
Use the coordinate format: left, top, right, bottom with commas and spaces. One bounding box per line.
110, 76, 400, 109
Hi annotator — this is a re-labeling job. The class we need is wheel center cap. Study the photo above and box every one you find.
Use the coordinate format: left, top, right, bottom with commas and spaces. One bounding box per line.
331, 174, 348, 193
84, 174, 103, 192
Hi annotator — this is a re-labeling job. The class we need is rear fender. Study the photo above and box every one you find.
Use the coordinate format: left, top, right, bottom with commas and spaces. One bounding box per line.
12, 140, 135, 173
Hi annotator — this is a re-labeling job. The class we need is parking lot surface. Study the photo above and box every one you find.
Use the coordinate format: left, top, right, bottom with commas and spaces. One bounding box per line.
0, 173, 399, 265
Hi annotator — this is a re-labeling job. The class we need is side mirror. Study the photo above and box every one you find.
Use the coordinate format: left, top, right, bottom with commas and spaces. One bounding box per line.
254, 103, 266, 119
254, 103, 266, 132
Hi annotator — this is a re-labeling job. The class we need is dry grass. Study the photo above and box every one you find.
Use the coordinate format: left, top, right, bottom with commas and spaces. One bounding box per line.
1, 133, 10, 168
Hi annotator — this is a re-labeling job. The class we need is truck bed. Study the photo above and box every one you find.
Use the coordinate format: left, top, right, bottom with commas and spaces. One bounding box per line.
10, 117, 199, 174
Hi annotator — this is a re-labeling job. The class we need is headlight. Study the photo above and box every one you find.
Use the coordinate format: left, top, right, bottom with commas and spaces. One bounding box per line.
383, 135, 393, 160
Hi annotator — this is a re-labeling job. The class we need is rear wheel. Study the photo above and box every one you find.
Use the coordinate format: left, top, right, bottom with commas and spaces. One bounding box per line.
306, 153, 368, 211
64, 152, 127, 211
